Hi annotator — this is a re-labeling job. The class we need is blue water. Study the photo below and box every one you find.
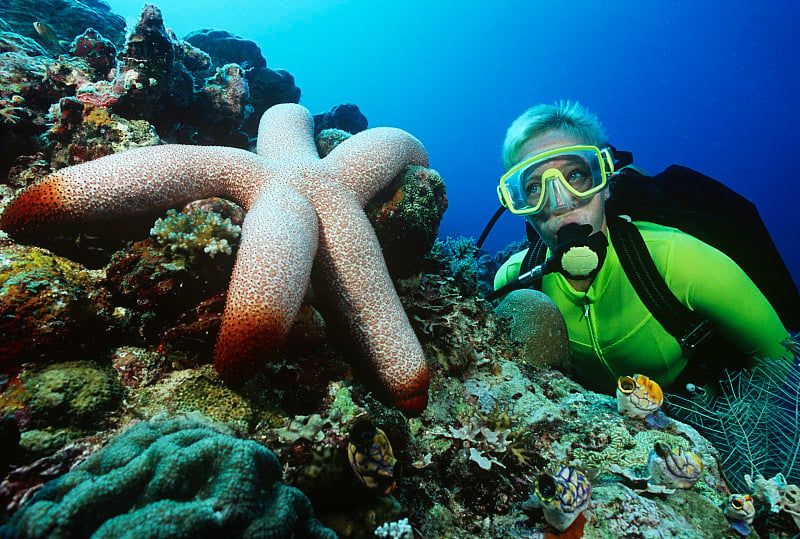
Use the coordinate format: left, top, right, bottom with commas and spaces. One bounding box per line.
111, 0, 800, 286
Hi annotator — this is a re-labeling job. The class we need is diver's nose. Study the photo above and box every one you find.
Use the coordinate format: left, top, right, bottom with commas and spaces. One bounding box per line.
545, 177, 576, 213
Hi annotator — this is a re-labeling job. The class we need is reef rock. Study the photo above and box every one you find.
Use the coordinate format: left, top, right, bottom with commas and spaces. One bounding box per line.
0, 244, 113, 372
183, 28, 267, 70
0, 0, 126, 48
183, 28, 301, 140
313, 103, 368, 136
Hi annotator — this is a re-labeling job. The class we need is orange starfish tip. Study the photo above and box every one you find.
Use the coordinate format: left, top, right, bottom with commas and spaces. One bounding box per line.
398, 393, 428, 416
0, 182, 68, 234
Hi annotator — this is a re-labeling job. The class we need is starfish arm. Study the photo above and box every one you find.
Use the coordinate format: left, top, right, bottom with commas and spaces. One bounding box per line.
323, 127, 429, 205
0, 145, 271, 235
313, 189, 429, 414
214, 184, 319, 382
255, 103, 319, 162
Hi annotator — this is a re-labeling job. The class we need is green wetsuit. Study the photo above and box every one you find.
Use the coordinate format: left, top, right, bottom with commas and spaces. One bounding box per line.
494, 221, 791, 391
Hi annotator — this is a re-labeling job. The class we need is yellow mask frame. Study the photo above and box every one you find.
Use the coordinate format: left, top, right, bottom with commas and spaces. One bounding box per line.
497, 145, 615, 215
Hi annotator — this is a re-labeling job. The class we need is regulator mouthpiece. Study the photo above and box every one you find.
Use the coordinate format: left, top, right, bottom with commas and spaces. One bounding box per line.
555, 223, 608, 280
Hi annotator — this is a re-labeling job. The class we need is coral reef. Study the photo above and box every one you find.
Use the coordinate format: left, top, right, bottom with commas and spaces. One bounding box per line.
0, 0, 127, 48
1, 103, 433, 414
0, 415, 336, 538
0, 3, 795, 537
428, 236, 483, 293
101, 208, 237, 343
69, 28, 117, 78
112, 5, 191, 131
196, 63, 250, 135
183, 28, 301, 140
150, 206, 241, 261
366, 165, 449, 278
476, 238, 530, 298
315, 128, 353, 158
315, 128, 448, 278
183, 28, 267, 70
665, 356, 800, 493
24, 360, 123, 430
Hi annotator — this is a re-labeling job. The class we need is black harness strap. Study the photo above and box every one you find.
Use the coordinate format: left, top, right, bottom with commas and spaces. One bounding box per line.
519, 215, 714, 355
608, 215, 714, 353
520, 224, 548, 290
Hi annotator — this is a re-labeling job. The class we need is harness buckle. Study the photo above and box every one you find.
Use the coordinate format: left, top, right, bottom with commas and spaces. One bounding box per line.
679, 320, 714, 353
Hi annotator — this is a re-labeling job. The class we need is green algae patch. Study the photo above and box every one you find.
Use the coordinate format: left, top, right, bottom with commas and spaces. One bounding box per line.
24, 360, 125, 429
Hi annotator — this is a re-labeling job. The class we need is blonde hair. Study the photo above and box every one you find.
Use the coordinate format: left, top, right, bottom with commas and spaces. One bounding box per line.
502, 101, 608, 170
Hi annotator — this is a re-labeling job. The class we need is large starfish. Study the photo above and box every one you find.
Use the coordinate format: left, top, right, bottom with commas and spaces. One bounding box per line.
1, 103, 430, 414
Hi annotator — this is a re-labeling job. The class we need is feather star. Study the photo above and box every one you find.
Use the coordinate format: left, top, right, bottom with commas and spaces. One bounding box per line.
0, 103, 430, 414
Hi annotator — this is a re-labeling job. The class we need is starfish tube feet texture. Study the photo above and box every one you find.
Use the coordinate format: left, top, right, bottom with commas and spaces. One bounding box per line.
0, 145, 267, 234
213, 185, 319, 382
0, 103, 431, 414
313, 187, 429, 413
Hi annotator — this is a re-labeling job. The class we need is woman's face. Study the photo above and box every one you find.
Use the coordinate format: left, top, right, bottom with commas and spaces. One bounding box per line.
519, 131, 609, 250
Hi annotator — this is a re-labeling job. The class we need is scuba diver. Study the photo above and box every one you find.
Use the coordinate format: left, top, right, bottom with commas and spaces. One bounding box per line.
490, 101, 799, 393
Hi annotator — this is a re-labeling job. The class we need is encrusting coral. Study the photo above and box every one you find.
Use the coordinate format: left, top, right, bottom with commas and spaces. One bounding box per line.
0, 244, 112, 371
24, 361, 124, 429
0, 415, 337, 538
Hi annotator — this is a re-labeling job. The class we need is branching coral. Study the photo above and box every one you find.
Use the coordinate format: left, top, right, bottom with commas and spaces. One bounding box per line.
1, 105, 25, 124
150, 207, 241, 262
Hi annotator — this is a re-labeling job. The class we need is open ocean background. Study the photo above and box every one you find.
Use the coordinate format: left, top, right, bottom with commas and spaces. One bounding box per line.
110, 0, 800, 287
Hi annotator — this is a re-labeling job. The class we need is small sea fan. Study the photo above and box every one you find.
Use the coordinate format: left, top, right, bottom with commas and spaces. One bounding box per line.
665, 352, 800, 494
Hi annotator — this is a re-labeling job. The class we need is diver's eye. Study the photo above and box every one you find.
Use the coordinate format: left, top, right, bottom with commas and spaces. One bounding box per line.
567, 169, 592, 191
524, 180, 542, 201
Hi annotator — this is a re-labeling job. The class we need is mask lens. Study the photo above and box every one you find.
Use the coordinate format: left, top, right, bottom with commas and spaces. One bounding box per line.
522, 153, 596, 196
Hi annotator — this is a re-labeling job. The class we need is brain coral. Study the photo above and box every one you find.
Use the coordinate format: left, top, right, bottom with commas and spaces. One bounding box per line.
0, 416, 336, 538
494, 289, 571, 369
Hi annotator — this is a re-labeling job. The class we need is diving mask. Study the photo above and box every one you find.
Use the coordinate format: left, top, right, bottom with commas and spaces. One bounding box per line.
497, 145, 615, 215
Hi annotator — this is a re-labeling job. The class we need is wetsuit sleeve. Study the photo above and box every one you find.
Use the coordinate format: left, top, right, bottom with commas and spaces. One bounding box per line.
664, 232, 792, 362
493, 250, 529, 291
